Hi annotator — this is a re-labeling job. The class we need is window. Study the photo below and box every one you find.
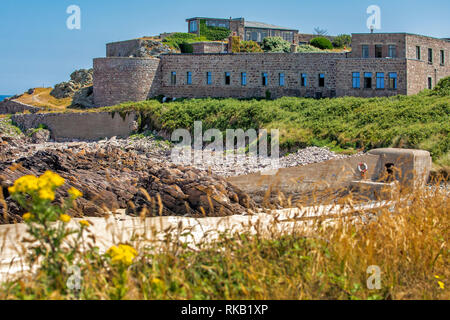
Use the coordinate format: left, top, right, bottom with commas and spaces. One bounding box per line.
206, 72, 212, 85
428, 48, 433, 64
362, 45, 369, 58
279, 73, 285, 87
428, 77, 433, 90
262, 73, 268, 86
186, 72, 192, 85
241, 72, 247, 86
376, 73, 385, 89
318, 74, 325, 87
189, 21, 197, 33
375, 45, 383, 58
301, 73, 307, 87
364, 72, 372, 89
416, 46, 421, 60
352, 72, 360, 88
225, 72, 231, 85
389, 73, 398, 89
388, 45, 397, 58
441, 50, 445, 65
170, 72, 176, 85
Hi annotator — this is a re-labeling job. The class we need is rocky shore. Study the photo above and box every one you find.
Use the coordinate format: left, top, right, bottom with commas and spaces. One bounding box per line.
0, 126, 358, 223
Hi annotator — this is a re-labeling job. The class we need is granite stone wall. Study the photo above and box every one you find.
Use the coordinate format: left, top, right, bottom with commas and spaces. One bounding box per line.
0, 100, 41, 115
93, 57, 161, 107
12, 112, 138, 141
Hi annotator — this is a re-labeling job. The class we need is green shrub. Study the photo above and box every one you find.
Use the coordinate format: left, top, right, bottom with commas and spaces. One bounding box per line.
432, 76, 450, 97
239, 40, 263, 53
261, 37, 291, 53
199, 20, 231, 41
231, 36, 241, 53
163, 33, 208, 51
106, 93, 450, 165
310, 37, 333, 50
332, 34, 352, 48
296, 44, 323, 53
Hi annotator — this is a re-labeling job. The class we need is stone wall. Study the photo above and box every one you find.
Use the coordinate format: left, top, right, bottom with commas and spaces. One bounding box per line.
192, 42, 226, 53
335, 58, 408, 97
405, 34, 450, 94
12, 112, 138, 141
350, 33, 406, 58
106, 39, 141, 57
93, 57, 161, 107
158, 52, 345, 99
0, 100, 40, 115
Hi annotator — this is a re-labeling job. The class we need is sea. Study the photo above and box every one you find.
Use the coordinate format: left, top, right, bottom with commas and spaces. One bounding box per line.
0, 95, 12, 102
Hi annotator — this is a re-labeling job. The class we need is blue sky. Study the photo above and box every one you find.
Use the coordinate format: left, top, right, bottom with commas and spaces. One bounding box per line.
1, 0, 449, 94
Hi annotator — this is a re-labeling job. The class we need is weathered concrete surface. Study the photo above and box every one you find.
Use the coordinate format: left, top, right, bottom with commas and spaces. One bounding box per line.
368, 148, 432, 188
0, 100, 41, 114
227, 154, 381, 203
226, 148, 432, 202
0, 201, 390, 282
11, 112, 138, 141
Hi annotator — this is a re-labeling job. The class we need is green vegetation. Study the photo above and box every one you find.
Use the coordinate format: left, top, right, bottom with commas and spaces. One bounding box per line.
163, 33, 208, 53
239, 40, 263, 53
105, 78, 450, 165
1, 173, 448, 299
261, 36, 291, 53
296, 44, 324, 53
310, 37, 334, 50
199, 20, 231, 41
332, 34, 352, 48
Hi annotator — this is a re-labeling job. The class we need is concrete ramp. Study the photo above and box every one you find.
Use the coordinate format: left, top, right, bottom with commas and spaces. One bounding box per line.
227, 148, 432, 203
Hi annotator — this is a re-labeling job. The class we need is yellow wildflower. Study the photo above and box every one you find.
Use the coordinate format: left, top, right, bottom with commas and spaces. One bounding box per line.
23, 213, 34, 221
39, 171, 65, 188
79, 220, 90, 228
60, 214, 71, 223
107, 244, 138, 265
68, 187, 83, 199
151, 278, 164, 288
438, 281, 445, 290
38, 188, 55, 201
8, 175, 39, 194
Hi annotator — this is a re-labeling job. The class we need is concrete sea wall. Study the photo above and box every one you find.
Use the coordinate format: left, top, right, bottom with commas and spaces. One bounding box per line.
11, 111, 138, 141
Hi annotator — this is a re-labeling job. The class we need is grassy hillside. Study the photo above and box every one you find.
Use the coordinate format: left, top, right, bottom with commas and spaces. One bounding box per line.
105, 83, 450, 166
15, 87, 72, 109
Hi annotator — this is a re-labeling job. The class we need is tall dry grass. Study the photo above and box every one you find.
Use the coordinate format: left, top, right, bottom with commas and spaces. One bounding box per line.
0, 181, 448, 300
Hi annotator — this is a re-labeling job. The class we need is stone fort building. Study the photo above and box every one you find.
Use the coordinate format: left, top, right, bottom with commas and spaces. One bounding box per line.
93, 31, 450, 107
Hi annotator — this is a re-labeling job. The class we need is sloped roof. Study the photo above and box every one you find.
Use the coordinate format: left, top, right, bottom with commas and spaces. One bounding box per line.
244, 21, 298, 31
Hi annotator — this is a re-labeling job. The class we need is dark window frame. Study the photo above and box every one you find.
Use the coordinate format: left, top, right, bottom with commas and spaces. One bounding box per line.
225, 72, 231, 85
262, 72, 268, 86
376, 72, 385, 89
428, 48, 433, 64
318, 73, 325, 87
389, 72, 398, 90
301, 73, 307, 87
362, 45, 369, 58
170, 71, 177, 85
352, 72, 360, 89
206, 72, 212, 85
416, 46, 421, 60
186, 71, 192, 85
375, 45, 383, 58
279, 73, 285, 87
364, 72, 373, 89
241, 72, 247, 86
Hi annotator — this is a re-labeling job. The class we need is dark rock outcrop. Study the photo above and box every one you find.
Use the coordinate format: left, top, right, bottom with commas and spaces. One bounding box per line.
0, 147, 255, 224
